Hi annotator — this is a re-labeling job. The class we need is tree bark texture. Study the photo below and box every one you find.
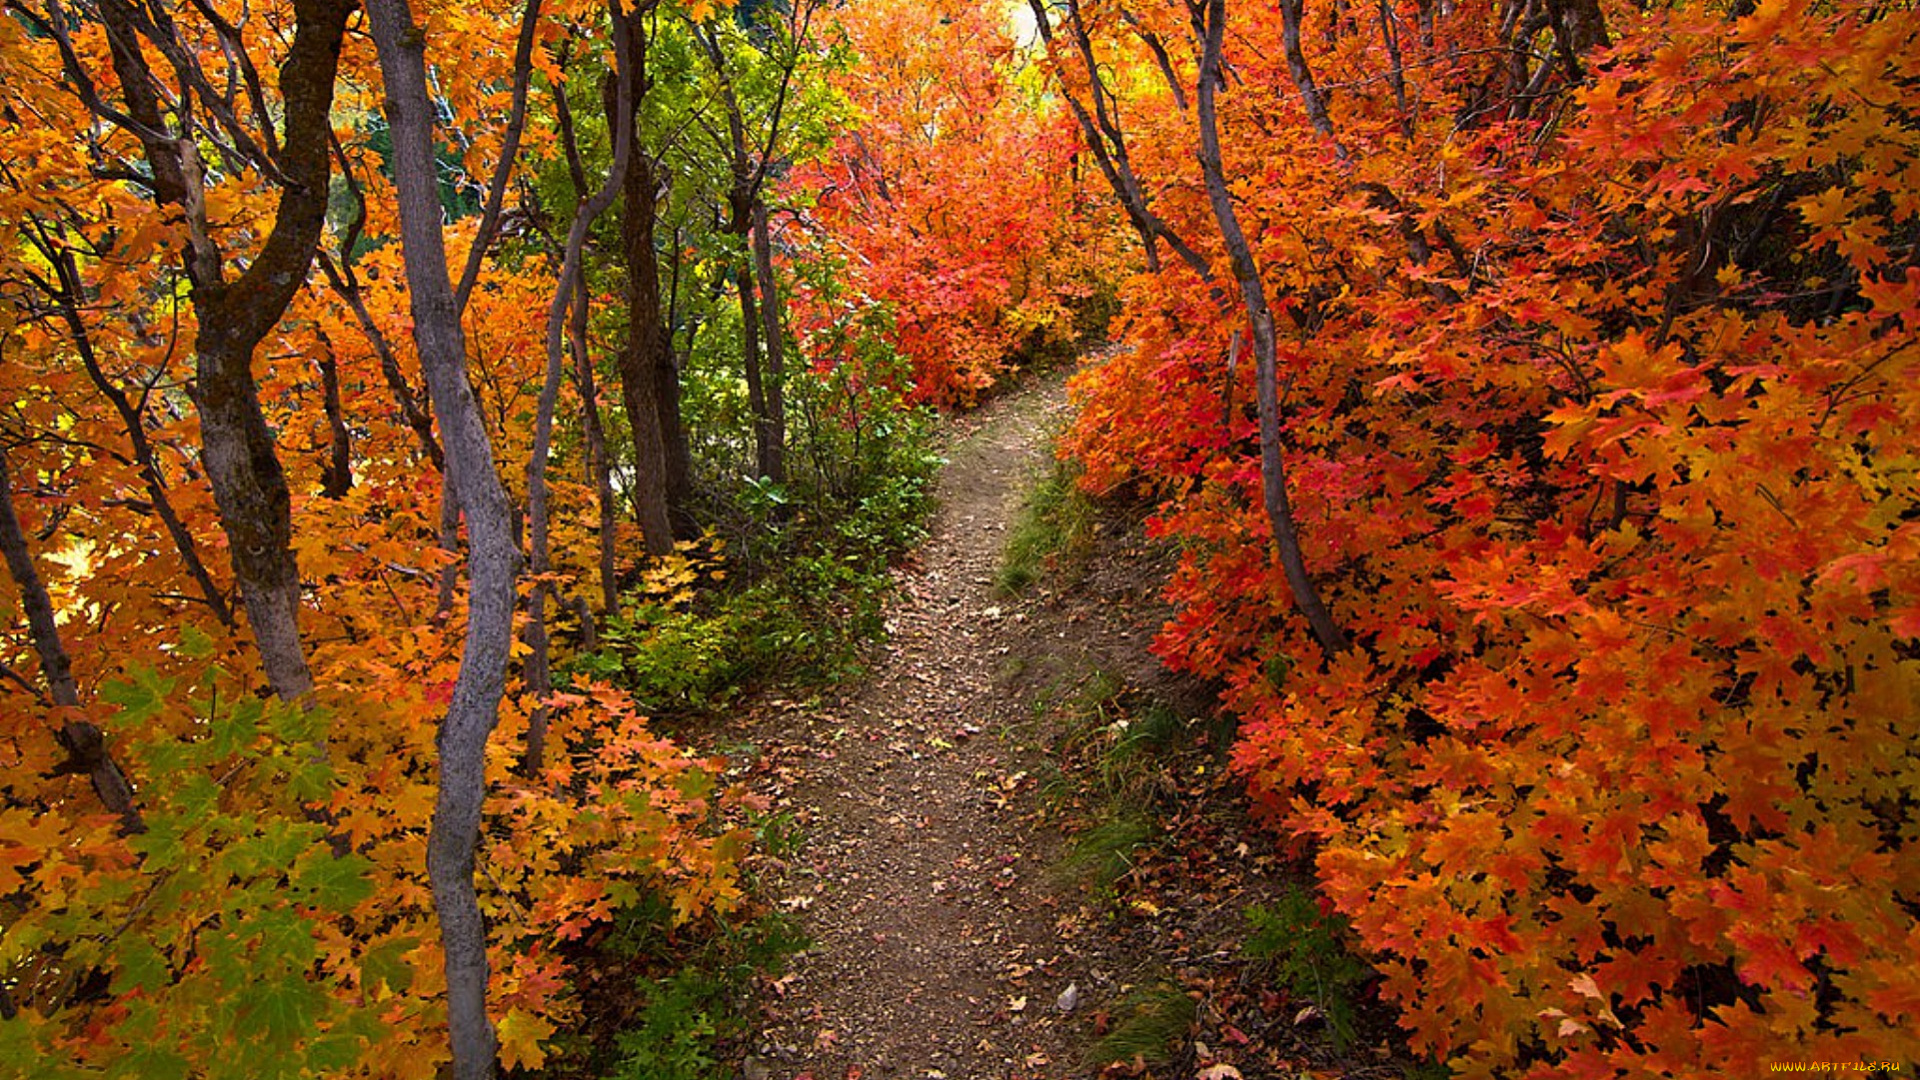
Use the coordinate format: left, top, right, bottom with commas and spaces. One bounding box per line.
568, 265, 621, 614
316, 329, 353, 498
552, 75, 625, 607
735, 259, 775, 480
365, 0, 525, 1074
90, 0, 355, 702
615, 142, 679, 555
751, 201, 788, 485
0, 448, 143, 833
1196, 0, 1348, 657
528, 14, 637, 773
658, 235, 696, 535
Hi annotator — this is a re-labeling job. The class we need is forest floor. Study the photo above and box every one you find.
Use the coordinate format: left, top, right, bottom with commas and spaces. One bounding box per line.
706, 366, 1417, 1080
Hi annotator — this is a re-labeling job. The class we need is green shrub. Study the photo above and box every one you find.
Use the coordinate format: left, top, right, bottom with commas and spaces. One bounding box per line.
1245, 885, 1374, 1051
600, 891, 810, 1080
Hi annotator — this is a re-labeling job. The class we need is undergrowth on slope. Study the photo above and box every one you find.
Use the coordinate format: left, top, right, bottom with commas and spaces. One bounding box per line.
1088, 977, 1198, 1072
1008, 497, 1434, 1079
996, 457, 1098, 596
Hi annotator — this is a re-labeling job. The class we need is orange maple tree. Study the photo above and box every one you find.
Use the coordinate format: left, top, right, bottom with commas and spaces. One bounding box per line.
0, 0, 756, 1075
1025, 0, 1920, 1072
789, 0, 1122, 407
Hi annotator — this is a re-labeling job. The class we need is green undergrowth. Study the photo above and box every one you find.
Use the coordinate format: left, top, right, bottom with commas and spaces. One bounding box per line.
601, 897, 808, 1080
540, 873, 809, 1080
995, 456, 1098, 596
568, 378, 939, 717
1245, 885, 1374, 1052
1038, 668, 1201, 901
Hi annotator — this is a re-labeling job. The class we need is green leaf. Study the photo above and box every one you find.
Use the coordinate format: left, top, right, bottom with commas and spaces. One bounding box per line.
174, 772, 220, 820
292, 849, 376, 913
99, 667, 175, 723
177, 623, 216, 659
307, 1030, 371, 1072
232, 973, 321, 1052
360, 935, 419, 995
114, 937, 173, 993
109, 1043, 190, 1080
285, 755, 336, 802
240, 906, 319, 970
209, 696, 264, 758
127, 816, 186, 869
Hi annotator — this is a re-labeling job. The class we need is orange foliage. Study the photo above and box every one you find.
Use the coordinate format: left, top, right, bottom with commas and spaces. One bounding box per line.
791, 0, 1123, 406
1051, 0, 1920, 1072
0, 1, 743, 1074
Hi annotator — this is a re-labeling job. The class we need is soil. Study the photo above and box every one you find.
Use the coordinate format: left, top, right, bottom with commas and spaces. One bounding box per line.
707, 369, 1129, 1080
711, 367, 1414, 1080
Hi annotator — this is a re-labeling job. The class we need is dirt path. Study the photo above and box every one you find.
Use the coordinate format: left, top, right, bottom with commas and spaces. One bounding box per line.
728, 373, 1156, 1080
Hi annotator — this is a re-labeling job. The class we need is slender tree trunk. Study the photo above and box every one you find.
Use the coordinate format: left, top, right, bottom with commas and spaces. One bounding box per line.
365, 0, 527, 1073
1196, 0, 1347, 657
614, 147, 678, 556
194, 329, 314, 699
568, 266, 620, 614
659, 229, 696, 535
528, 17, 637, 774
552, 71, 622, 609
695, 20, 799, 486
0, 448, 142, 833
751, 201, 787, 486
316, 328, 353, 498
736, 255, 773, 480
316, 250, 446, 471
1278, 0, 1339, 142
1025, 0, 1210, 276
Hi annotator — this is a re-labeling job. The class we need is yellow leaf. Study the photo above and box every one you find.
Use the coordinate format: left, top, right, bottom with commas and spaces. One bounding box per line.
497, 1007, 556, 1071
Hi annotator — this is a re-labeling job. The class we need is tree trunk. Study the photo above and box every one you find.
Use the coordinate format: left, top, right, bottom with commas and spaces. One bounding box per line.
659, 232, 696, 538
552, 70, 622, 609
1196, 0, 1347, 657
529, 15, 637, 774
736, 254, 774, 480
1025, 0, 1210, 277
316, 329, 353, 498
751, 201, 787, 486
89, 0, 354, 703
568, 265, 620, 614
0, 448, 143, 833
615, 147, 678, 556
365, 0, 528, 1074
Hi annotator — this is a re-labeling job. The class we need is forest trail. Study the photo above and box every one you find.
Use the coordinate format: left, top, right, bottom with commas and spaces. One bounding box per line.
722, 369, 1182, 1080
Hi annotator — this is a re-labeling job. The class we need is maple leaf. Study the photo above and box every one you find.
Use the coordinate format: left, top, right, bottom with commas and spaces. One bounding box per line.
496, 1007, 557, 1071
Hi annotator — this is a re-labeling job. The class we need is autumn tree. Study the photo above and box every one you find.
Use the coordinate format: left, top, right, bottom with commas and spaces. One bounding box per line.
7, 0, 353, 702
794, 0, 1121, 407
2, 0, 752, 1075
1014, 0, 1920, 1071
